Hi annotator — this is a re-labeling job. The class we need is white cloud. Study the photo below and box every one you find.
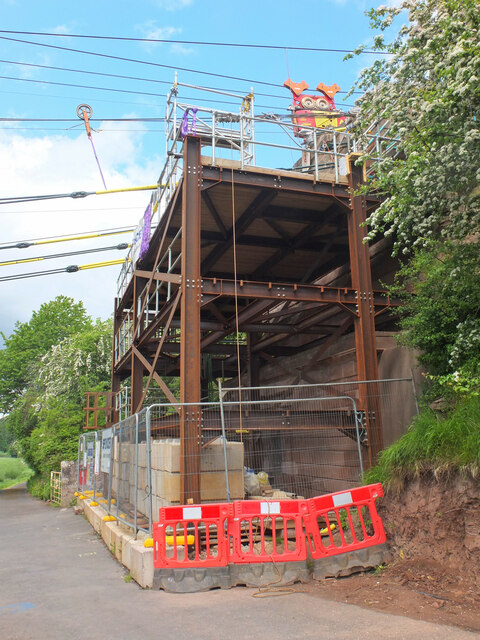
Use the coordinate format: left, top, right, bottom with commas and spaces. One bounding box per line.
0, 124, 162, 337
51, 24, 71, 34
169, 42, 194, 56
139, 23, 181, 41
135, 21, 183, 51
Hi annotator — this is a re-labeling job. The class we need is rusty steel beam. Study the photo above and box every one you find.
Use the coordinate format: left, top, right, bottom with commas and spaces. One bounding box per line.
347, 154, 383, 462
201, 277, 397, 308
201, 189, 277, 273
202, 189, 228, 239
180, 136, 202, 504
134, 289, 181, 413
110, 297, 122, 424
131, 345, 179, 408
134, 270, 182, 285
200, 299, 276, 349
201, 165, 357, 200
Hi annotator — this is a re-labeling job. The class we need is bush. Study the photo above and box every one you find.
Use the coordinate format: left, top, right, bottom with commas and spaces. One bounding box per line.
27, 474, 51, 500
365, 395, 480, 490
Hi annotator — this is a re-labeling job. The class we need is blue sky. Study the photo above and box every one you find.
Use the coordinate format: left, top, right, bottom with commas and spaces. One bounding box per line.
0, 0, 391, 337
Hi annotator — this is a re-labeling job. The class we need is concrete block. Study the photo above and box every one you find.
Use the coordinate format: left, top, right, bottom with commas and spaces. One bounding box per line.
152, 469, 243, 502
121, 534, 135, 570
101, 518, 116, 553
84, 502, 104, 534
137, 443, 147, 468
151, 439, 180, 472
151, 438, 244, 474
60, 460, 77, 507
137, 467, 148, 492
110, 523, 133, 563
130, 542, 154, 588
202, 438, 244, 472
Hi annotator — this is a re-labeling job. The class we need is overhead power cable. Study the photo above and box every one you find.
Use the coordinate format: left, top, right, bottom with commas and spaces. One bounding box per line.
0, 242, 129, 267
0, 258, 127, 283
0, 35, 296, 88
0, 225, 141, 247
0, 184, 158, 206
0, 117, 164, 122
0, 30, 393, 55
0, 228, 135, 251
0, 76, 289, 110
0, 74, 166, 98
0, 58, 362, 97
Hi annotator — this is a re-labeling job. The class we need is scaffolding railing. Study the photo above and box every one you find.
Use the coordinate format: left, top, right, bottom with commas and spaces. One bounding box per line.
115, 79, 399, 300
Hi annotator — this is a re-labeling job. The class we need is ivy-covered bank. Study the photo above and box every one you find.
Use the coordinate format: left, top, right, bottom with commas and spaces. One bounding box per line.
0, 296, 111, 498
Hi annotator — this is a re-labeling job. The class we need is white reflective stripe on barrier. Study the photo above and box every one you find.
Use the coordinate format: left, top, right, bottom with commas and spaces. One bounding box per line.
260, 501, 280, 514
333, 492, 353, 507
183, 506, 202, 519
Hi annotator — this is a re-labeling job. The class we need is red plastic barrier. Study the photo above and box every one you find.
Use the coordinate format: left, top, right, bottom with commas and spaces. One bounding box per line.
152, 484, 387, 570
153, 502, 233, 569
229, 499, 309, 564
302, 483, 386, 559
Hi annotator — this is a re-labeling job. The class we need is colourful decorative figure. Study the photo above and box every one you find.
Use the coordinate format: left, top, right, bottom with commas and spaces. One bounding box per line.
284, 79, 345, 136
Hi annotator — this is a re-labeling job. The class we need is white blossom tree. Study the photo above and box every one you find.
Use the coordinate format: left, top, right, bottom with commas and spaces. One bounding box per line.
348, 0, 479, 253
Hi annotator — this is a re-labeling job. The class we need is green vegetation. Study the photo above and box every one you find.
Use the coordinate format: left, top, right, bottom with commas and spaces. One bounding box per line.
351, 0, 480, 485
0, 296, 112, 499
0, 456, 32, 490
389, 241, 480, 398
365, 396, 480, 490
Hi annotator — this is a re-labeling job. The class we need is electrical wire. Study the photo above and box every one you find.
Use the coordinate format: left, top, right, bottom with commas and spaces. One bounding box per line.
0, 30, 393, 55
0, 225, 141, 247
0, 35, 302, 88
0, 206, 143, 215
0, 258, 127, 282
0, 75, 289, 110
0, 74, 166, 98
0, 58, 363, 97
0, 242, 129, 267
0, 228, 135, 250
0, 184, 158, 206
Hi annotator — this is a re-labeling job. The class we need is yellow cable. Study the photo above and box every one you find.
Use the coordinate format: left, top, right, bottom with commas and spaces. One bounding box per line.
31, 229, 131, 247
94, 184, 158, 195
0, 244, 131, 267
78, 258, 127, 271
0, 256, 45, 267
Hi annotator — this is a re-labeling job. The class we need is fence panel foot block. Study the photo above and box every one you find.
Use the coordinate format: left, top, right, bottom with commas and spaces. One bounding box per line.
312, 543, 392, 580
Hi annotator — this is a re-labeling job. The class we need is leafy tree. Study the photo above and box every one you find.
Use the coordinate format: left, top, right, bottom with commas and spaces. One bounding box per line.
0, 296, 92, 412
391, 241, 480, 392
348, 0, 480, 253
347, 0, 480, 399
18, 320, 113, 494
0, 298, 112, 497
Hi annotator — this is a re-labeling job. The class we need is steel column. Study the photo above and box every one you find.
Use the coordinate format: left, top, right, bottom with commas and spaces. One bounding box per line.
347, 154, 383, 462
180, 136, 202, 504
131, 276, 145, 415
111, 297, 122, 424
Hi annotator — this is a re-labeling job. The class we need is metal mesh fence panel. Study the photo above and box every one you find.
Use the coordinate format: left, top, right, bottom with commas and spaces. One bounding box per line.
77, 432, 97, 493
222, 378, 417, 491
219, 393, 364, 498
78, 378, 417, 526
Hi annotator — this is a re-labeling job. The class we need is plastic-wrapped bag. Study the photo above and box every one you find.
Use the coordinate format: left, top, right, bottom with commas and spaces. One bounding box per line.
244, 467, 260, 495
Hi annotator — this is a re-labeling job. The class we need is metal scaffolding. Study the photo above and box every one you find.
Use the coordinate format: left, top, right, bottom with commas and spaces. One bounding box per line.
107, 81, 402, 503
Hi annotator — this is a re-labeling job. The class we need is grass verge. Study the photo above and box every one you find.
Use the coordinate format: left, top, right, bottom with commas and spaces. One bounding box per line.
364, 395, 480, 491
0, 456, 33, 490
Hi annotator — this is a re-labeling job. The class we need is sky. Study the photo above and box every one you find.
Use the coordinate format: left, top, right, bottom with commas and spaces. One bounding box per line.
0, 0, 395, 339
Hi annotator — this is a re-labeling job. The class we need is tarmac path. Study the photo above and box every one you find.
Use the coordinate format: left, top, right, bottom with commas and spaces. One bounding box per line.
1, 484, 478, 640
